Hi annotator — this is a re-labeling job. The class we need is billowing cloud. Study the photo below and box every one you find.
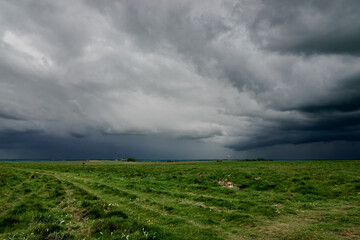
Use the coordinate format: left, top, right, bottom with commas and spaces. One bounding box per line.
240, 0, 360, 55
0, 0, 359, 159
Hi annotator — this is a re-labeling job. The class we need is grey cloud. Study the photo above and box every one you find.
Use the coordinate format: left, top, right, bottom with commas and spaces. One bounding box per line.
0, 109, 24, 121
0, 130, 232, 159
240, 141, 360, 160
0, 130, 43, 149
295, 73, 360, 113
228, 116, 360, 151
239, 0, 360, 55
1, 0, 360, 159
0, 0, 94, 63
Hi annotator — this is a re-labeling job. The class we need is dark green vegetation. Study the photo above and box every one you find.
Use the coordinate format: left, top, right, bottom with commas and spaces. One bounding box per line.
0, 160, 359, 240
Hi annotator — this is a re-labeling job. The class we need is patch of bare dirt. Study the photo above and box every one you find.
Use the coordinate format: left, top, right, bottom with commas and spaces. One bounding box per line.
216, 179, 241, 190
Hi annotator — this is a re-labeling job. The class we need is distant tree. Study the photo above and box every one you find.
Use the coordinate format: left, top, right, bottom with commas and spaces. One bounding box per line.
126, 158, 137, 162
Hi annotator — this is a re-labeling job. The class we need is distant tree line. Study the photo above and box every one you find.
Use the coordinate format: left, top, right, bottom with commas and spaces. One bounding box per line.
216, 158, 273, 162
242, 158, 273, 161
117, 158, 137, 162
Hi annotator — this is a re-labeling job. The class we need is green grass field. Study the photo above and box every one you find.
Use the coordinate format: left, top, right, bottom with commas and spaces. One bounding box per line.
0, 160, 359, 240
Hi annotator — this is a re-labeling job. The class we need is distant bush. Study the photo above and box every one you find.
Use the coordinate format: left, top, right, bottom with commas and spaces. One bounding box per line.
120, 158, 137, 162
126, 158, 137, 162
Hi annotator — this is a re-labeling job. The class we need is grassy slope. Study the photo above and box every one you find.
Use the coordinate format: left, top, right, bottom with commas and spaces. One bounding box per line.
0, 160, 359, 239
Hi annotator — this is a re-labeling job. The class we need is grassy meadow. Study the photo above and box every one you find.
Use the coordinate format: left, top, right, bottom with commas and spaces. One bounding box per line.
0, 160, 359, 240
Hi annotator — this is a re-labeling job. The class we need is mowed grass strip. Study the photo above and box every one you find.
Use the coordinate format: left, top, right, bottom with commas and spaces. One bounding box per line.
0, 160, 359, 239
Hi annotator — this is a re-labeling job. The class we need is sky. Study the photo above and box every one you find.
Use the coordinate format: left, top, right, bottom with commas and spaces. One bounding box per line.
1, 0, 360, 160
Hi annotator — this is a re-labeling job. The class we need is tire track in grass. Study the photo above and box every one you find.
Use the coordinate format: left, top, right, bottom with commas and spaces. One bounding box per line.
0, 170, 69, 238
0, 169, 37, 215
64, 172, 235, 210
67, 173, 257, 220
1, 167, 93, 239
9, 167, 126, 239
52, 174, 187, 240
85, 176, 241, 220
90, 174, 258, 214
14, 168, 179, 239
55, 172, 249, 240
7, 166, 252, 239
55, 177, 96, 237
56, 175, 195, 233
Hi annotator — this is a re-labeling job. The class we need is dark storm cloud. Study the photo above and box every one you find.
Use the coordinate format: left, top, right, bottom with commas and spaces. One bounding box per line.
1, 0, 360, 159
87, 0, 266, 93
295, 73, 360, 113
249, 71, 360, 151
240, 0, 360, 55
0, 110, 24, 121
0, 130, 43, 149
229, 111, 360, 151
0, 130, 231, 159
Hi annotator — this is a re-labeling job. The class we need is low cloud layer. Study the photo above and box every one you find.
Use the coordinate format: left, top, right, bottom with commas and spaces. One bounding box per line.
1, 0, 360, 159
